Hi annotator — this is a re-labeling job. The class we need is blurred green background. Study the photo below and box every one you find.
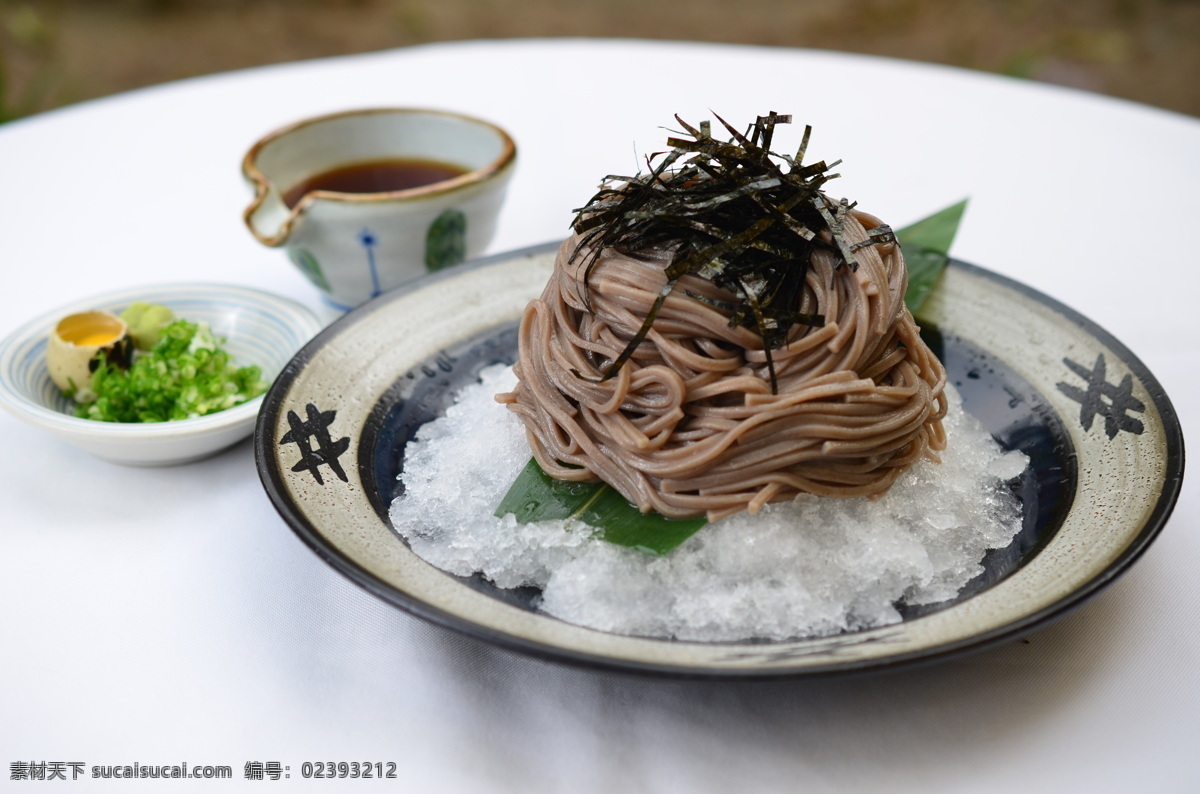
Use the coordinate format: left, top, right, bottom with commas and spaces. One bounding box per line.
2, 0, 1197, 123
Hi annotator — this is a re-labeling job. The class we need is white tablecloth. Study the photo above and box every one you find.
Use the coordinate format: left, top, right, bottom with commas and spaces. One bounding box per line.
2, 39, 1197, 792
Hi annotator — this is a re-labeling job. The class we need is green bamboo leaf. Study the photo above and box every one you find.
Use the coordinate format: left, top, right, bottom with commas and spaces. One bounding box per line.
896, 198, 967, 255
900, 245, 950, 313
896, 198, 968, 312
494, 458, 597, 523
494, 458, 707, 555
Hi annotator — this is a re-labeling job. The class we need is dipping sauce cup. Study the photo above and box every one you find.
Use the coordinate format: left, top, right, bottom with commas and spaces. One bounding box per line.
242, 108, 517, 309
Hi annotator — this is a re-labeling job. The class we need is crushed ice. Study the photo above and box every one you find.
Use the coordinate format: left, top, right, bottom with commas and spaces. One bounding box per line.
389, 364, 1027, 641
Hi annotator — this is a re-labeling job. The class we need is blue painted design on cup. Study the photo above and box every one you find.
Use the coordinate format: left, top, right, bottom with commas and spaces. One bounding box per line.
358, 228, 382, 298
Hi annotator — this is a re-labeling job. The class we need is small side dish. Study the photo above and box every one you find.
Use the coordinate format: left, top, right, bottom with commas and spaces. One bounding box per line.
0, 283, 323, 465
50, 301, 267, 423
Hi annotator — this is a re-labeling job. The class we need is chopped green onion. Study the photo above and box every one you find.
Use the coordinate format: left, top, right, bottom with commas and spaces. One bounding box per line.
74, 319, 266, 423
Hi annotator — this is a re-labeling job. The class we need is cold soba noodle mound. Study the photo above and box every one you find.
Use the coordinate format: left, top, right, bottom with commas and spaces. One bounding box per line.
392, 112, 1026, 640
498, 114, 947, 521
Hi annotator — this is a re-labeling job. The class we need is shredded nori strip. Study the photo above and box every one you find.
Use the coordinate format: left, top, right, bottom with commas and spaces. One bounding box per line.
569, 112, 889, 393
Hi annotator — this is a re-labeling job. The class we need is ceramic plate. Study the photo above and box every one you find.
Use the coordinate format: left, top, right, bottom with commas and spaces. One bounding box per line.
255, 242, 1183, 677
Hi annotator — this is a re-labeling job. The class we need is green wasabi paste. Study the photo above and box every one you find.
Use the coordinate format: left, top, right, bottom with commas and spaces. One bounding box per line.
120, 301, 176, 350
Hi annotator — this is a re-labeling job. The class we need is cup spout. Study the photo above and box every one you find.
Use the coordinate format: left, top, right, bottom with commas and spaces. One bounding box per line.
243, 179, 298, 248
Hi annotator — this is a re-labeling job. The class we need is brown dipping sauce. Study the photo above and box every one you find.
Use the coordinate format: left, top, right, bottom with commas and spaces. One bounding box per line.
283, 158, 470, 208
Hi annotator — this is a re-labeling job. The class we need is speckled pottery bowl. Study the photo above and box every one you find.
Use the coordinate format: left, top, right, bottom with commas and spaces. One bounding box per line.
242, 108, 517, 310
0, 283, 324, 466
255, 243, 1183, 677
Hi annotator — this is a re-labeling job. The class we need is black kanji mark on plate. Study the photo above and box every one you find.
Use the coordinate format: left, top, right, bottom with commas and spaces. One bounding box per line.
1056, 353, 1145, 439
279, 402, 350, 484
